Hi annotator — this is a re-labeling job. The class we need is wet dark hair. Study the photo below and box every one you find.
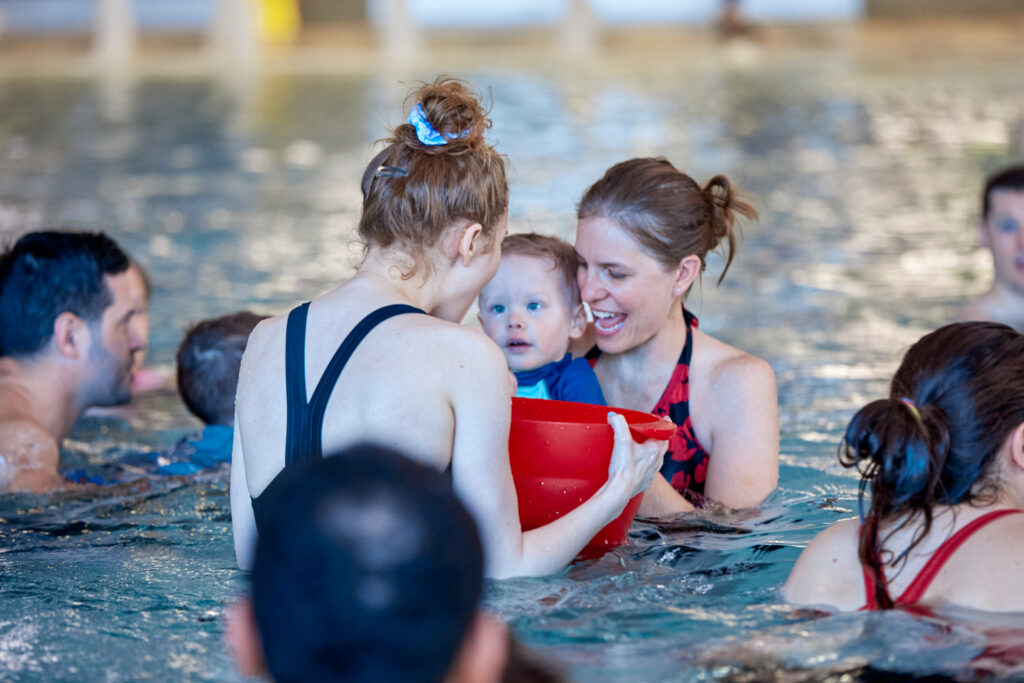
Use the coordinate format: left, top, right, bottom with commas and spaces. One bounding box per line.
982, 164, 1024, 220
0, 230, 130, 358
578, 157, 757, 285
841, 321, 1024, 609
251, 443, 484, 683
176, 311, 266, 426
500, 233, 583, 305
358, 76, 509, 277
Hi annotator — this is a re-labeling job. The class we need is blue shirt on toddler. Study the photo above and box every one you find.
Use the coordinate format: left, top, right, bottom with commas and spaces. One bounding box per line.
514, 353, 606, 405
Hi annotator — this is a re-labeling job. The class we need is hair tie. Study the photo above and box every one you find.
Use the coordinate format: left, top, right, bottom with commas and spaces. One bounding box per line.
900, 397, 922, 423
408, 103, 468, 146
375, 165, 408, 178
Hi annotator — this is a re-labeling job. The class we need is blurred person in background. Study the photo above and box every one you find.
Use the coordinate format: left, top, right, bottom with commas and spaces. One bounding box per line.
960, 164, 1024, 331
0, 231, 145, 492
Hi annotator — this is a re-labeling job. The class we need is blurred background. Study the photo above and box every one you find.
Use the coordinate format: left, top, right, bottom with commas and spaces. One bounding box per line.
0, 2, 1023, 681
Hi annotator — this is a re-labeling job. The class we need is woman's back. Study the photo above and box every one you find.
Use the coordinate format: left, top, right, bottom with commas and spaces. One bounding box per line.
785, 506, 1024, 612
236, 284, 487, 498
785, 321, 1024, 613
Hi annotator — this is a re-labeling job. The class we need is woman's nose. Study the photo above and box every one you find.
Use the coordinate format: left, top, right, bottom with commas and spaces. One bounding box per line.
579, 271, 604, 304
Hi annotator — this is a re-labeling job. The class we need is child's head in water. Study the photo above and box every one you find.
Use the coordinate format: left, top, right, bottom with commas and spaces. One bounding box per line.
176, 311, 266, 426
478, 234, 587, 373
979, 165, 1024, 294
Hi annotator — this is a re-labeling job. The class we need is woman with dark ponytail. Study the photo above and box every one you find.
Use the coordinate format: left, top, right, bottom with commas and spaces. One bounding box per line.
231, 78, 666, 579
575, 158, 779, 513
785, 322, 1024, 611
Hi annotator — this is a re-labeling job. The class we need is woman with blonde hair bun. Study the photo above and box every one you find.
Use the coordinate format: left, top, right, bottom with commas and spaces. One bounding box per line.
575, 157, 779, 513
231, 78, 666, 578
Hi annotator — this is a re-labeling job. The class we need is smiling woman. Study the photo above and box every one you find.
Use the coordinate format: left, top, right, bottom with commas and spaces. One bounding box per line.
575, 157, 779, 513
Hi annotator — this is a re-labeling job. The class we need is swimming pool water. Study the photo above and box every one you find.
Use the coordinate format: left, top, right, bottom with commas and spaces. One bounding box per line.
1, 29, 1023, 681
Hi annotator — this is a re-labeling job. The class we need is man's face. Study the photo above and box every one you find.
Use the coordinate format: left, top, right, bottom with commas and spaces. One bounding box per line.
982, 189, 1024, 295
82, 270, 147, 407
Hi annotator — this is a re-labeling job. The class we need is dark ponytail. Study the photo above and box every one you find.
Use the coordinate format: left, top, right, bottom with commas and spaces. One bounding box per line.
840, 322, 1024, 608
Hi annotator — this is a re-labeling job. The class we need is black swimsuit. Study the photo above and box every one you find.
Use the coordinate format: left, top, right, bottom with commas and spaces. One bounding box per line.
250, 301, 425, 531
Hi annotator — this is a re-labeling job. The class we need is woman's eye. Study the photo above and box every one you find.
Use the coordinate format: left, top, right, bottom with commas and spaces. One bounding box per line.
607, 270, 627, 280
999, 218, 1019, 235
490, 304, 506, 314
526, 302, 542, 311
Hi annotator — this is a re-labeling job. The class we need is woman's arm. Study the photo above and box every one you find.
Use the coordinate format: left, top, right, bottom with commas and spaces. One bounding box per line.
636, 473, 696, 517
230, 411, 258, 571
702, 354, 779, 509
450, 335, 664, 579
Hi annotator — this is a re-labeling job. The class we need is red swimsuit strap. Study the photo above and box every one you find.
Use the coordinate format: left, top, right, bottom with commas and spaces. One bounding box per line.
861, 508, 1022, 609
895, 508, 1023, 605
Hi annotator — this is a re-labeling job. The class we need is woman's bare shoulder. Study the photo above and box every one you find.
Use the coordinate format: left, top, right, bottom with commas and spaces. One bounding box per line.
784, 517, 864, 608
407, 319, 508, 376
692, 332, 776, 413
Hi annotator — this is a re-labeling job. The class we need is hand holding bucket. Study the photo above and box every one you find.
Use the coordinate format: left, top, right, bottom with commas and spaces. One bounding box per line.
509, 398, 674, 553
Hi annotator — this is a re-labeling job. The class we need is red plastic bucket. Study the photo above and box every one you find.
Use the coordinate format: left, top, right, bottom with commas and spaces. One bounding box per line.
508, 397, 674, 554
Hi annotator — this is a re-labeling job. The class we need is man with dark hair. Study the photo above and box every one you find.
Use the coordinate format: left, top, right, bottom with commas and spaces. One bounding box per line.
0, 230, 146, 492
224, 444, 517, 683
961, 164, 1024, 330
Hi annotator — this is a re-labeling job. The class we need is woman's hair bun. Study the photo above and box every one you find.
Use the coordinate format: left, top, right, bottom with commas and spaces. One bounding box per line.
395, 76, 491, 155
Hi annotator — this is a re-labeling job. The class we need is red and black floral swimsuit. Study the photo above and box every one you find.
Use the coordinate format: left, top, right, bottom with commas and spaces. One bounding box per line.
587, 309, 711, 505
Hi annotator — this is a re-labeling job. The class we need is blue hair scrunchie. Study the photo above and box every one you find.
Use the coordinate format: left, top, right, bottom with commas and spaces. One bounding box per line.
408, 103, 469, 146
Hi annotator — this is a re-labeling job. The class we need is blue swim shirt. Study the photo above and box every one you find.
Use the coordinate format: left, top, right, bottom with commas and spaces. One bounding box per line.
513, 353, 606, 405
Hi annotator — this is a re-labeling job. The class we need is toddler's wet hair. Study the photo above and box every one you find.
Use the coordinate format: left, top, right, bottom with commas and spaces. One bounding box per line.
176, 311, 266, 426
501, 233, 584, 305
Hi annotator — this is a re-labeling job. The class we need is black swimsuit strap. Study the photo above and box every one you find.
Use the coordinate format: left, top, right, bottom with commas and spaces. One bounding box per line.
284, 302, 312, 465
284, 302, 425, 466
680, 308, 696, 367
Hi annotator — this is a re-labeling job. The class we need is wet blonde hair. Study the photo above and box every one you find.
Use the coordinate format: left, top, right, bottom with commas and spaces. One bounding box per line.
359, 77, 509, 276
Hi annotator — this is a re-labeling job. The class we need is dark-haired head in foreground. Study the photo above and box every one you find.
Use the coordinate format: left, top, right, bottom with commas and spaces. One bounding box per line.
0, 230, 145, 492
960, 163, 1024, 331
785, 321, 1024, 611
227, 444, 533, 682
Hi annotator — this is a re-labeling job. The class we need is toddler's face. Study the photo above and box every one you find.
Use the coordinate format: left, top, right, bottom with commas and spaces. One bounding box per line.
478, 254, 584, 372
983, 190, 1024, 294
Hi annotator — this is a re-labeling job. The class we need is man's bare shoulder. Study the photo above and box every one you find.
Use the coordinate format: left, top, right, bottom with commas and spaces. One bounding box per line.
0, 417, 61, 493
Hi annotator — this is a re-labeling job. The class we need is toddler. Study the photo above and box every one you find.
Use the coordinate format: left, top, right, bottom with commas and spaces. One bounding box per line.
479, 233, 605, 405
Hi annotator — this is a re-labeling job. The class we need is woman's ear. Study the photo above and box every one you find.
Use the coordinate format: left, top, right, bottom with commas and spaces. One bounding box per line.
672, 254, 702, 298
53, 312, 88, 360
224, 598, 267, 678
455, 222, 485, 266
1007, 421, 1024, 474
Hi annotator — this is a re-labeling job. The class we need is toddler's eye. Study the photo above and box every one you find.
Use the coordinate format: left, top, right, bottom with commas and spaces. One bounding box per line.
526, 302, 542, 311
999, 218, 1019, 235
490, 304, 506, 314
